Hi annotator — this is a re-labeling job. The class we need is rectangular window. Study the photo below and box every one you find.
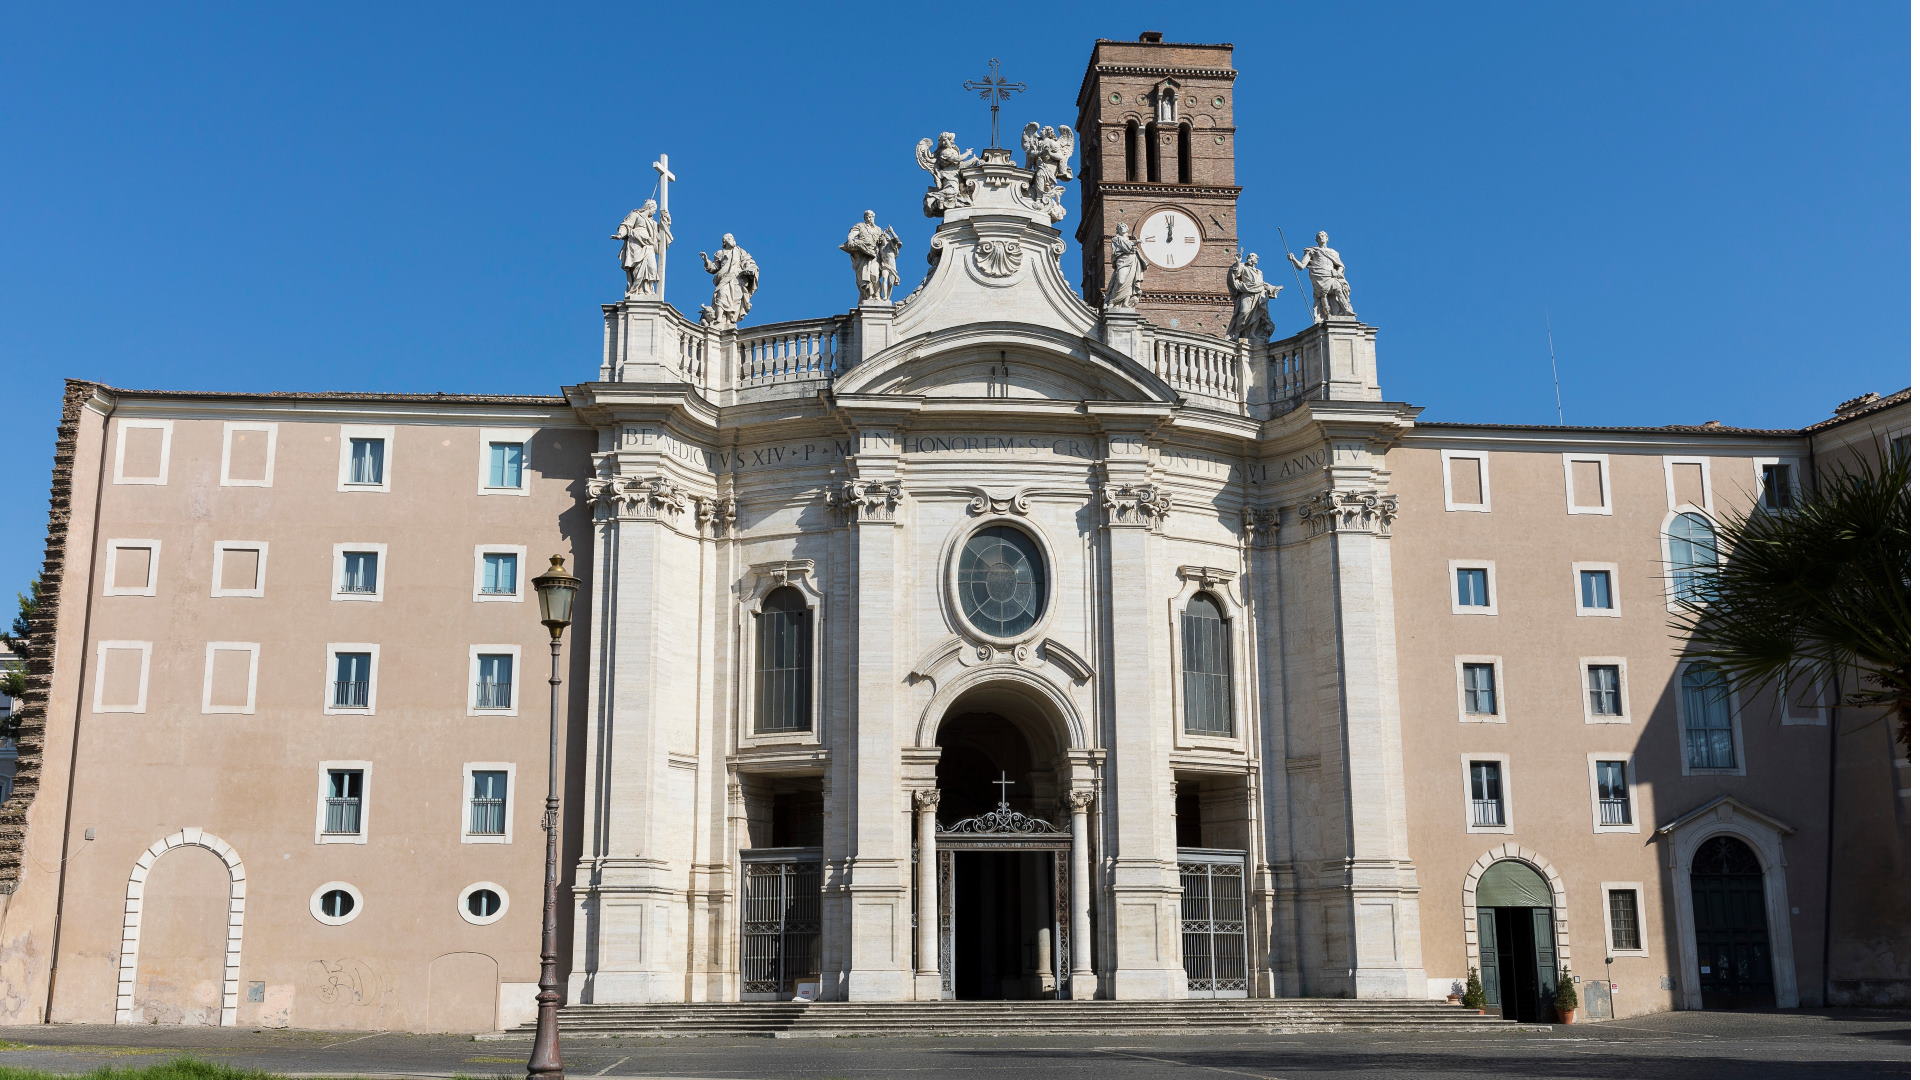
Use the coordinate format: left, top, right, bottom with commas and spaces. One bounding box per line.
1462, 662, 1498, 716
488, 442, 524, 489
348, 438, 386, 485
481, 553, 518, 595
1586, 664, 1623, 717
323, 769, 364, 835
1759, 463, 1795, 510
1608, 888, 1643, 952
340, 551, 379, 594
1469, 761, 1505, 827
1579, 569, 1614, 612
474, 653, 514, 711
1595, 760, 1631, 825
1457, 568, 1489, 608
469, 770, 508, 836
332, 652, 373, 709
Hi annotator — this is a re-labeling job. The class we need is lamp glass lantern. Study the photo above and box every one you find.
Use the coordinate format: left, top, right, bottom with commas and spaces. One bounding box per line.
532, 555, 579, 637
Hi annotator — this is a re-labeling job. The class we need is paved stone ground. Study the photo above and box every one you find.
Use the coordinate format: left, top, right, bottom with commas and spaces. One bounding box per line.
0, 1009, 1905, 1079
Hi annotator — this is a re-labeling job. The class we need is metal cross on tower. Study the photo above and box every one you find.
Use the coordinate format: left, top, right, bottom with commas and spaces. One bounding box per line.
991, 771, 1016, 807
962, 58, 1026, 148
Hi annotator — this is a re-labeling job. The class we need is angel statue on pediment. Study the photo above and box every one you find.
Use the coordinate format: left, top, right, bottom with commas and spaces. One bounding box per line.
916, 132, 979, 217
1020, 122, 1076, 194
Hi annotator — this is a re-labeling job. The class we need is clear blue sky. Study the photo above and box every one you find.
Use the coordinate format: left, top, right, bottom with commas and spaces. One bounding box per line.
1, 2, 1908, 591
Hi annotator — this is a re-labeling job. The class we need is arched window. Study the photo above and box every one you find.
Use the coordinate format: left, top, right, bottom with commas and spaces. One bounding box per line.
1666, 512, 1716, 604
1681, 662, 1736, 770
1144, 121, 1162, 182
755, 587, 812, 734
1124, 119, 1140, 182
1177, 122, 1193, 184
1182, 593, 1233, 736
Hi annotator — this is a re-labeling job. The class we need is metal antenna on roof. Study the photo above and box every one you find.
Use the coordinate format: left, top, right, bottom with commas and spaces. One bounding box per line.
1546, 307, 1566, 425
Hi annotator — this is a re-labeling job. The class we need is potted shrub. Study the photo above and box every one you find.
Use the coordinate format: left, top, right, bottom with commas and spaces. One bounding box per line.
1461, 968, 1486, 1012
1553, 965, 1578, 1024
1446, 979, 1464, 1004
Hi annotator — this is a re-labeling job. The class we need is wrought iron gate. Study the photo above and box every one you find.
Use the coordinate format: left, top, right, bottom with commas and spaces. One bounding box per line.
740, 849, 821, 1000
934, 801, 1072, 1000
1178, 848, 1249, 997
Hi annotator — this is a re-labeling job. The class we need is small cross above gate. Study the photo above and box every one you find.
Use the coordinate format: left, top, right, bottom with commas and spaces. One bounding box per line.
991, 771, 1016, 807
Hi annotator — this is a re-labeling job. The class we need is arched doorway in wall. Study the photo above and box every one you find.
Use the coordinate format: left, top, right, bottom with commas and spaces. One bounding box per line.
1473, 860, 1558, 1023
1691, 836, 1773, 1009
932, 687, 1071, 1001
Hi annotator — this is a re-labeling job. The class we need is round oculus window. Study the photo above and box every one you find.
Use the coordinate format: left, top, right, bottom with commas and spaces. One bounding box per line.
957, 526, 1046, 638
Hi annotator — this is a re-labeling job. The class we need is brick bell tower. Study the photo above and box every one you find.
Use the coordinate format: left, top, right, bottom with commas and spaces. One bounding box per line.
1075, 33, 1240, 336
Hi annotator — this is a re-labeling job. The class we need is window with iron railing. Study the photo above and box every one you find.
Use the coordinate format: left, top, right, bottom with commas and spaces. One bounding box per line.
332, 652, 371, 708
480, 553, 518, 595
340, 551, 379, 594
1469, 760, 1505, 827
474, 653, 514, 710
1595, 760, 1631, 825
469, 770, 507, 836
1681, 662, 1737, 769
323, 770, 363, 835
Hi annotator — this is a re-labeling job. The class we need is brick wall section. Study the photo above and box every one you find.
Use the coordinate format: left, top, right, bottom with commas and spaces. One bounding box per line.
0, 379, 95, 893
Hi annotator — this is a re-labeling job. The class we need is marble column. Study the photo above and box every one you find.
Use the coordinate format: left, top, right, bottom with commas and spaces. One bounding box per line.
1067, 790, 1097, 999
912, 789, 942, 999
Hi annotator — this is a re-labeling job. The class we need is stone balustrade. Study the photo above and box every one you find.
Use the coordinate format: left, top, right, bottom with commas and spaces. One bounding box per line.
736, 319, 844, 387
1148, 328, 1246, 407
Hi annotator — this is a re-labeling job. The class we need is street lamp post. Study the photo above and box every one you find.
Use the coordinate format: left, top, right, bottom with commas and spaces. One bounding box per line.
527, 555, 578, 1080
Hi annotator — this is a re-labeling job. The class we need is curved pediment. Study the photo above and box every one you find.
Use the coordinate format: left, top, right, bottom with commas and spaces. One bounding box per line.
836, 322, 1177, 404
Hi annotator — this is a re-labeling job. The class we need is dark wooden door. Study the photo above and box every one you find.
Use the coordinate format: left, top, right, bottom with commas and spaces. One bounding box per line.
1691, 836, 1773, 1009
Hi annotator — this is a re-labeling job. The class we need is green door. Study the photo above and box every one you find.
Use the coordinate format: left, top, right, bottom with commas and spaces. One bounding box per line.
1531, 907, 1558, 1016
1475, 908, 1501, 1008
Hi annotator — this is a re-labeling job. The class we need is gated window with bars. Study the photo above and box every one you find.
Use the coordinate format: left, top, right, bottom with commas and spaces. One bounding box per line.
740, 852, 821, 998
1178, 850, 1248, 997
1608, 888, 1643, 951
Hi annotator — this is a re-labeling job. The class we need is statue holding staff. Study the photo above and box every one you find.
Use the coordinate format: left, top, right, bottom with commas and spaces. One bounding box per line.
1287, 230, 1356, 322
612, 200, 672, 298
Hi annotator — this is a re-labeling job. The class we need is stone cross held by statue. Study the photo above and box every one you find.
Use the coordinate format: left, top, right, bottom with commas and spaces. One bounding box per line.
962, 58, 1026, 148
653, 154, 676, 296
991, 771, 1016, 807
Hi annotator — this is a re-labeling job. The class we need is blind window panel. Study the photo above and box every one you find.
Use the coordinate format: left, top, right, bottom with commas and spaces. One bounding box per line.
1587, 665, 1623, 716
1181, 594, 1234, 736
754, 589, 813, 733
1462, 663, 1497, 715
348, 438, 385, 484
482, 553, 518, 594
488, 442, 525, 488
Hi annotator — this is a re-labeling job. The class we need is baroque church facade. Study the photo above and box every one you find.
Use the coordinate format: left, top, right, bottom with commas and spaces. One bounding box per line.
0, 35, 1905, 1032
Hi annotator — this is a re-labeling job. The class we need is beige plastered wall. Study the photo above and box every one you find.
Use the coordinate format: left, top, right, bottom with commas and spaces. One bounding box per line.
1390, 433, 1833, 1018
24, 399, 593, 1032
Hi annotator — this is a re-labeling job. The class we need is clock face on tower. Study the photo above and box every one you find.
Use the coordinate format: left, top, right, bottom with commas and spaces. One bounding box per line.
1138, 208, 1203, 269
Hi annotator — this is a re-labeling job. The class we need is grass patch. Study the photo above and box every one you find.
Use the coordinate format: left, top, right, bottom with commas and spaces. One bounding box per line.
0, 1059, 297, 1080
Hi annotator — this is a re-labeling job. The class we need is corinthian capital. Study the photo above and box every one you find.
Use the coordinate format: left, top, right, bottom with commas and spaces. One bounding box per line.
913, 788, 942, 811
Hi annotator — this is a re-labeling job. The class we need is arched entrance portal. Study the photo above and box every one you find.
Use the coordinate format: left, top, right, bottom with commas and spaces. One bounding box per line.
1473, 860, 1557, 1023
1690, 836, 1773, 1008
928, 686, 1077, 1001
